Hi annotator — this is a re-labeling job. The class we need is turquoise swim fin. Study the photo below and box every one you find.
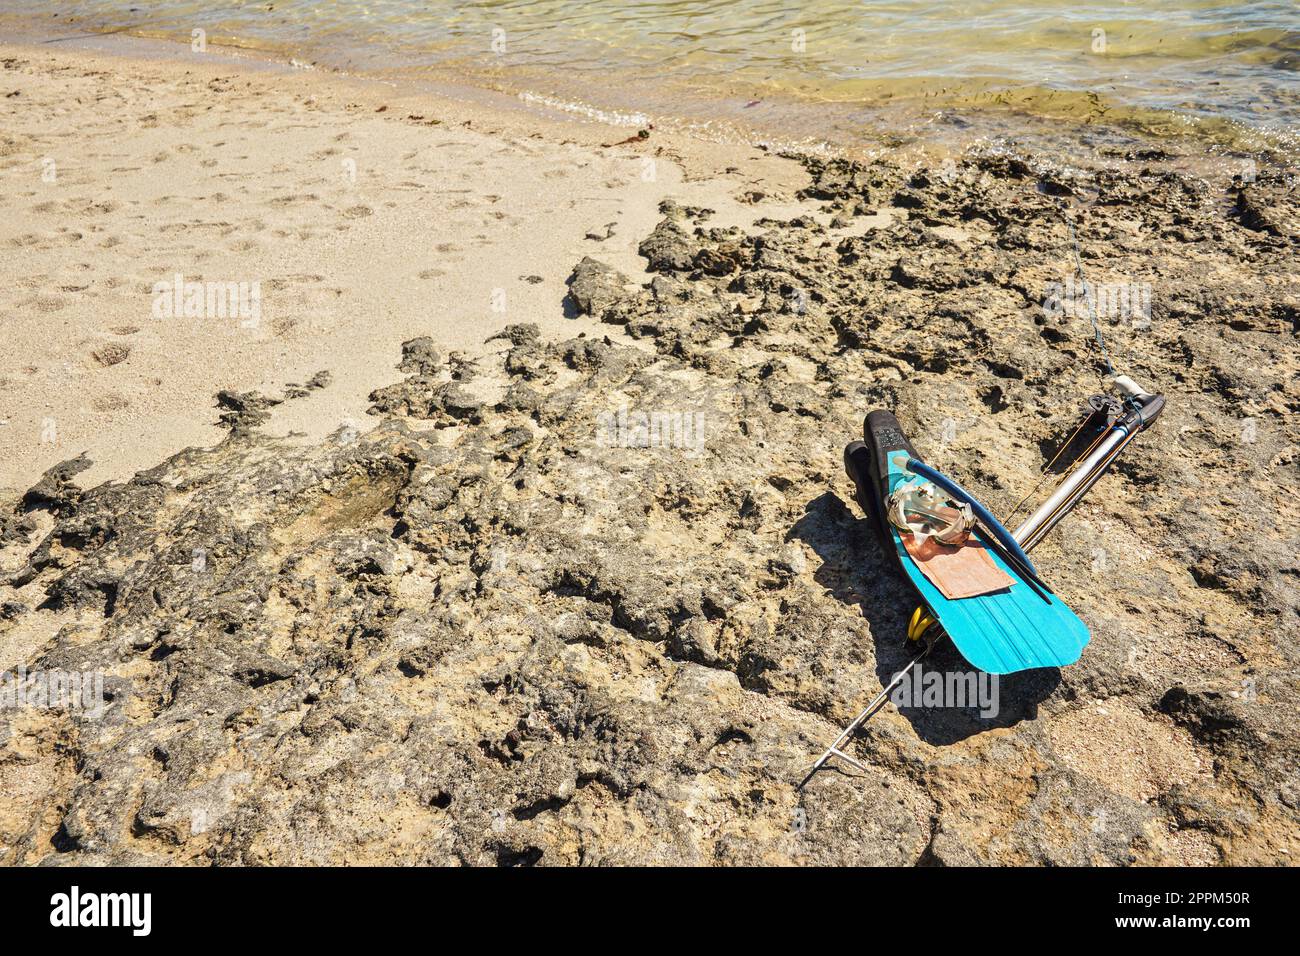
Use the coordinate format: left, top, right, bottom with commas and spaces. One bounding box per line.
855, 410, 1090, 675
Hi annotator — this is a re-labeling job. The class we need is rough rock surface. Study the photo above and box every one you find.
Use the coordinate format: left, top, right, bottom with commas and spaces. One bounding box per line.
1, 150, 1297, 865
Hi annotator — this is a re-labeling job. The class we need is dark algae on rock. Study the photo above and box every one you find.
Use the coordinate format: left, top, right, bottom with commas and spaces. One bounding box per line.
1, 149, 1296, 866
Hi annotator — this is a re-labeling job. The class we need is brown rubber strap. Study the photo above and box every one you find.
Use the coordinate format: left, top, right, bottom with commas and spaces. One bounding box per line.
900, 534, 1015, 600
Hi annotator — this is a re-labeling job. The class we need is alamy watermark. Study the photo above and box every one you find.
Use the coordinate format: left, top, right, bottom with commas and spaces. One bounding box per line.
1043, 276, 1152, 328
50, 886, 151, 936
151, 273, 262, 328
891, 661, 999, 718
595, 405, 706, 457
1, 667, 106, 719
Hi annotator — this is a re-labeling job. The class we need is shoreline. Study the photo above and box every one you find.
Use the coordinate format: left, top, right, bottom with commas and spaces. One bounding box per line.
5, 12, 1297, 167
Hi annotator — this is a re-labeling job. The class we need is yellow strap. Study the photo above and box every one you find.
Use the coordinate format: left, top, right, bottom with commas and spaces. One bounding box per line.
908, 606, 936, 641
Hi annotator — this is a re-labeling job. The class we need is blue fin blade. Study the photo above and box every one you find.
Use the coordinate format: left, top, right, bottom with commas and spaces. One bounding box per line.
886, 458, 1090, 674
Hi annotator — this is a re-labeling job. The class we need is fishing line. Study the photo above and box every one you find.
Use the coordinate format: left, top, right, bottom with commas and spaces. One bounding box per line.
1007, 205, 1135, 525
1003, 411, 1092, 525
1060, 204, 1120, 390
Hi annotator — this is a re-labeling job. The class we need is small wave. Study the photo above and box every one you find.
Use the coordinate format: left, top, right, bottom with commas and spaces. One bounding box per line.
515, 91, 650, 128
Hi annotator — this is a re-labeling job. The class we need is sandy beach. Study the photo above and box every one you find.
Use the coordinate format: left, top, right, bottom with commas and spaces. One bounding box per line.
0, 37, 812, 493
0, 19, 1296, 872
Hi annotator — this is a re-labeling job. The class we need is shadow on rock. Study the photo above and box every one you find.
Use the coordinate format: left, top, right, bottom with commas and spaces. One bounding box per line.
789, 491, 1059, 746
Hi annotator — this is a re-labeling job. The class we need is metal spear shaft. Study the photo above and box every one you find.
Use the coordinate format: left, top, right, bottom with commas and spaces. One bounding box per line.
798, 644, 930, 788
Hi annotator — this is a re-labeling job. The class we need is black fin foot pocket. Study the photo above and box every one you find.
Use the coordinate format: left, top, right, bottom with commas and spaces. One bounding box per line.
844, 440, 874, 518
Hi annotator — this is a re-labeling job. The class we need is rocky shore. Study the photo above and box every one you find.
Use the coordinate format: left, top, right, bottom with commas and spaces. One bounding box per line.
2, 148, 1296, 865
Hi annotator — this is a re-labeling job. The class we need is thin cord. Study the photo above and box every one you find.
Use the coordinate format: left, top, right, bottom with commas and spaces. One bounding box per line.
1061, 206, 1120, 389
1008, 206, 1132, 525
1004, 411, 1091, 525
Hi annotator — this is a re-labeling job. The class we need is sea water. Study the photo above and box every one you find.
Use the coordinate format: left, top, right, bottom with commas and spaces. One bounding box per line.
2, 0, 1295, 159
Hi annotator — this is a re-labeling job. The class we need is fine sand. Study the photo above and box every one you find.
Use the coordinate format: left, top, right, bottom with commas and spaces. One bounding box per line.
0, 35, 812, 493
